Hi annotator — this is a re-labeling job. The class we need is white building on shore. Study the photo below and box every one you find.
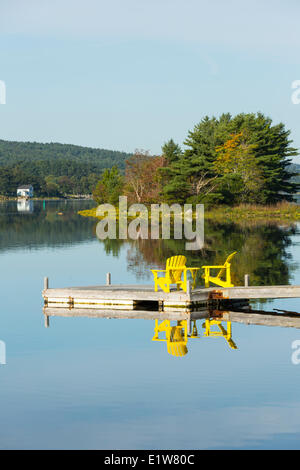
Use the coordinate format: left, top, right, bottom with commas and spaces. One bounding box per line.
17, 185, 34, 198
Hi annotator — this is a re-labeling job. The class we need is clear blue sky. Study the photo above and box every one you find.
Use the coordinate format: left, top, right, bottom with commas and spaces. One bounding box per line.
0, 0, 300, 159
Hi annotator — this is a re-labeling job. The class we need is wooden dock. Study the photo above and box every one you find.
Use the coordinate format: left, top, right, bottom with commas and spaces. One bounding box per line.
42, 276, 300, 312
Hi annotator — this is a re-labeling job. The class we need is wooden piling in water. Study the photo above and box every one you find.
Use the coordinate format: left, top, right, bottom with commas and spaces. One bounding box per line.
44, 315, 49, 328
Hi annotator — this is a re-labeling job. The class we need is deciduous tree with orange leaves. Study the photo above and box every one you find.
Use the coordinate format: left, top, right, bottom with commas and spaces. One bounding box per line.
124, 150, 166, 204
214, 131, 263, 201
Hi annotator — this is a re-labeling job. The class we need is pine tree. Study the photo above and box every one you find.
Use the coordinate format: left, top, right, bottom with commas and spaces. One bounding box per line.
163, 113, 299, 204
162, 139, 182, 164
93, 166, 124, 205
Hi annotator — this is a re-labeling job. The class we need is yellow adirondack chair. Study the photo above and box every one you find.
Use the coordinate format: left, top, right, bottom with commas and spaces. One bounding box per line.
202, 251, 237, 288
151, 255, 200, 293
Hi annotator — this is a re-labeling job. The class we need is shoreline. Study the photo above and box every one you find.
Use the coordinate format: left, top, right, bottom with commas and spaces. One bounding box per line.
78, 202, 300, 224
0, 196, 93, 202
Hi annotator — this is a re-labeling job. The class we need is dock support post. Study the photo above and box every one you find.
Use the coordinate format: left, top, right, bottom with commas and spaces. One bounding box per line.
186, 280, 191, 298
44, 315, 49, 328
244, 274, 250, 287
44, 277, 49, 290
187, 314, 192, 336
186, 280, 192, 310
106, 272, 111, 286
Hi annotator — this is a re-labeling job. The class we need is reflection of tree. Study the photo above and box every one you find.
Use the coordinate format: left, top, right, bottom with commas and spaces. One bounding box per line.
202, 222, 297, 286
98, 238, 168, 279
126, 240, 165, 279
99, 237, 124, 257
93, 217, 298, 287
0, 200, 95, 252
130, 222, 297, 286
8, 200, 296, 288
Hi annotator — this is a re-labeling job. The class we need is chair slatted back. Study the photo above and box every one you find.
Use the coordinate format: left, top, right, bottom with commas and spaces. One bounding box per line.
216, 251, 237, 279
166, 255, 186, 283
167, 343, 188, 357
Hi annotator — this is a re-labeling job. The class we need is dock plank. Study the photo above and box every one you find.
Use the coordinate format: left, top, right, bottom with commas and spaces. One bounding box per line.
43, 284, 192, 302
192, 285, 300, 300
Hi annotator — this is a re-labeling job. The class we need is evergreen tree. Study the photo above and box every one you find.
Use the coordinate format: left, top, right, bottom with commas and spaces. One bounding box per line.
163, 113, 299, 204
162, 139, 182, 164
229, 113, 298, 203
93, 166, 124, 205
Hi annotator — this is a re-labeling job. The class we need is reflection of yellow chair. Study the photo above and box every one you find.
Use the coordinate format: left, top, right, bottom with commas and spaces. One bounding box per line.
190, 320, 199, 338
202, 319, 237, 349
202, 251, 237, 288
152, 320, 188, 357
151, 255, 200, 293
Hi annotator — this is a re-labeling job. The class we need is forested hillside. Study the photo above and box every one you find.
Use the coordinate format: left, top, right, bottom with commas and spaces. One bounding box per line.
288, 163, 300, 188
0, 140, 131, 196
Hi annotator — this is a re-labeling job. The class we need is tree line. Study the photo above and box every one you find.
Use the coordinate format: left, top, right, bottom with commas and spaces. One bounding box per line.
93, 112, 300, 206
1, 112, 299, 202
0, 140, 131, 196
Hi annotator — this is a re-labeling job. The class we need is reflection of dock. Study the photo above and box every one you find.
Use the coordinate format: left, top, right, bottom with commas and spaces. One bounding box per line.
43, 306, 300, 331
42, 277, 300, 312
43, 306, 189, 322
219, 310, 300, 329
43, 306, 300, 357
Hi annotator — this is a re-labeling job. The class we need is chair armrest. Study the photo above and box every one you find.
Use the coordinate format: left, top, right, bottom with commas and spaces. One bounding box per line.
201, 265, 225, 269
166, 267, 185, 271
167, 267, 200, 272
151, 269, 167, 273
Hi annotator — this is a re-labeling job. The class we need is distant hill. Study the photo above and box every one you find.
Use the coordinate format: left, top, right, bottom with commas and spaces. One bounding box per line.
0, 139, 131, 171
288, 163, 300, 187
0, 139, 299, 198
0, 139, 132, 196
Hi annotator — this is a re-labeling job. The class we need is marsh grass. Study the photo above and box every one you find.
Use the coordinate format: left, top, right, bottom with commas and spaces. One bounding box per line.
205, 202, 300, 223
78, 202, 300, 225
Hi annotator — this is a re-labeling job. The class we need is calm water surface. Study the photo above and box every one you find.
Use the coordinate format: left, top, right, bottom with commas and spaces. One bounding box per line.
1, 200, 300, 449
